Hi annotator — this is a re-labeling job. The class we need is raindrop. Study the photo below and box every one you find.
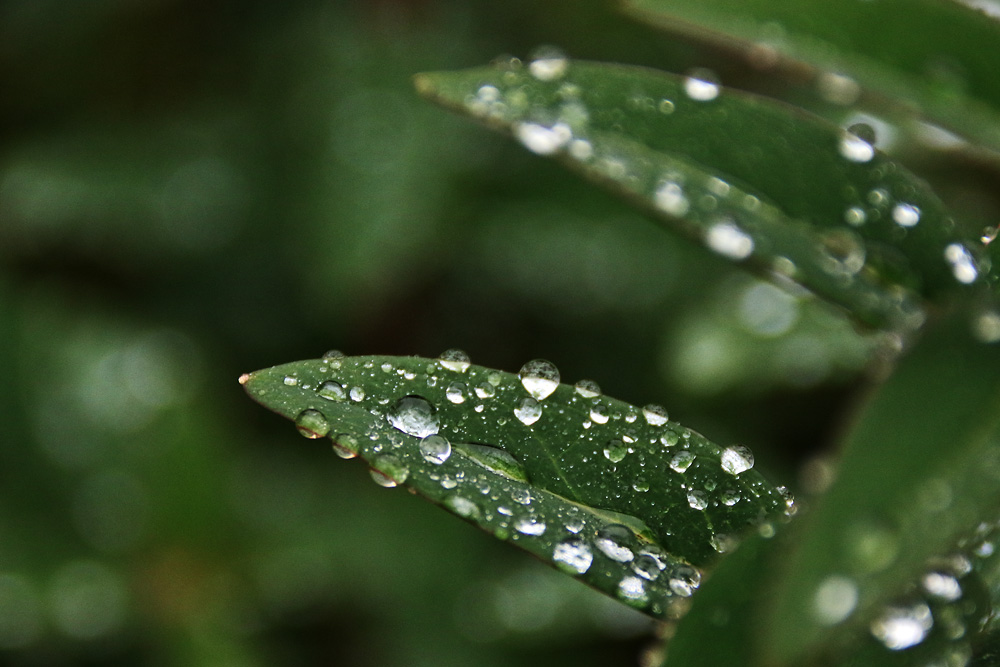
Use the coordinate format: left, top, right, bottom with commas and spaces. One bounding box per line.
553, 537, 593, 574
380, 361, 394, 373
617, 576, 649, 605
459, 443, 529, 482
870, 602, 933, 650
687, 491, 709, 510
944, 243, 978, 284
512, 488, 532, 505
514, 398, 543, 425
813, 575, 859, 625
922, 572, 961, 601
528, 45, 569, 81
632, 478, 650, 493
370, 455, 409, 488
669, 451, 696, 473
642, 404, 669, 426
839, 130, 875, 163
661, 431, 680, 447
574, 379, 601, 398
419, 434, 452, 465
515, 122, 572, 155
349, 386, 365, 402
654, 181, 690, 217
631, 554, 662, 581
721, 488, 741, 506
474, 382, 496, 399
892, 203, 921, 227
706, 220, 754, 259
446, 382, 467, 404
438, 349, 471, 372
684, 68, 720, 101
595, 524, 635, 562
514, 518, 547, 536
844, 206, 867, 226
295, 409, 330, 439
589, 404, 610, 424
668, 564, 702, 597
386, 396, 439, 438
332, 434, 359, 459
519, 359, 561, 399
603, 439, 628, 463
820, 229, 866, 275
322, 349, 345, 361
317, 380, 346, 402
445, 494, 480, 519
283, 376, 298, 386
720, 445, 755, 475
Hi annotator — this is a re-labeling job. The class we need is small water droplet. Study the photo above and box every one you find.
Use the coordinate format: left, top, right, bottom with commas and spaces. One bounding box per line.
661, 431, 680, 447
386, 396, 439, 438
332, 434, 359, 459
721, 488, 741, 506
603, 439, 628, 463
438, 349, 471, 372
553, 537, 593, 574
445, 494, 480, 519
668, 564, 702, 597
446, 382, 467, 404
528, 45, 569, 81
944, 243, 978, 284
589, 404, 610, 424
892, 203, 921, 227
595, 524, 635, 562
870, 602, 933, 650
684, 68, 720, 101
844, 206, 867, 226
514, 518, 547, 536
669, 451, 696, 473
654, 180, 690, 217
514, 397, 542, 425
813, 575, 858, 625
370, 455, 409, 488
574, 379, 601, 398
317, 380, 346, 402
238, 373, 250, 385
519, 359, 560, 399
973, 310, 1000, 343
349, 386, 365, 402
474, 382, 496, 399
295, 409, 330, 439
632, 478, 650, 493
686, 490, 709, 510
283, 376, 298, 387
512, 488, 532, 505
631, 554, 662, 581
839, 130, 876, 163
617, 576, 649, 605
720, 445, 754, 475
981, 225, 999, 245
659, 98, 675, 114
706, 220, 754, 259
515, 122, 572, 155
419, 434, 451, 465
642, 404, 669, 426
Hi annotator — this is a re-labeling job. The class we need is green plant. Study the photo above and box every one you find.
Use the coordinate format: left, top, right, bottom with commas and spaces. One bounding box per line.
243, 3, 1000, 665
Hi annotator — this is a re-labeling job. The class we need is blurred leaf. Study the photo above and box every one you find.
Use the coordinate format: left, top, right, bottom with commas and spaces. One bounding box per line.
764, 312, 1000, 664
241, 354, 791, 618
622, 0, 1000, 154
416, 60, 990, 331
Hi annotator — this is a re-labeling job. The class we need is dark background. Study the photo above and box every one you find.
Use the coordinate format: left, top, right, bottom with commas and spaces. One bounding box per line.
0, 1, 892, 664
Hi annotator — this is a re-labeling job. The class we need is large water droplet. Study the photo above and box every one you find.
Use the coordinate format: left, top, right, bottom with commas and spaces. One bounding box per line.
617, 576, 649, 605
669, 451, 696, 473
642, 404, 669, 426
514, 518, 547, 536
519, 359, 560, 399
446, 382, 466, 404
654, 180, 690, 217
574, 379, 601, 398
922, 572, 961, 601
295, 409, 330, 439
870, 602, 933, 650
474, 382, 496, 399
631, 554, 663, 581
838, 130, 876, 163
528, 45, 569, 81
603, 439, 628, 463
944, 243, 978, 284
589, 404, 609, 424
387, 396, 439, 438
686, 490, 709, 510
419, 434, 452, 465
332, 434, 359, 459
668, 565, 702, 597
553, 537, 593, 574
370, 455, 409, 488
515, 122, 572, 155
706, 220, 754, 259
458, 443, 529, 482
595, 524, 635, 562
514, 397, 542, 425
720, 445, 755, 475
445, 494, 480, 519
317, 380, 346, 402
684, 68, 720, 101
892, 203, 921, 227
813, 575, 858, 625
438, 349, 471, 373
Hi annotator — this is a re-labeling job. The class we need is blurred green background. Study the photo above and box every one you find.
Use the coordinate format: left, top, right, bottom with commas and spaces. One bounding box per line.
0, 1, 885, 665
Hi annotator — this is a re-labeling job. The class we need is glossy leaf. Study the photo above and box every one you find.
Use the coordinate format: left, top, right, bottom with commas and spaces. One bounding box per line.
241, 354, 791, 618
622, 0, 1000, 153
416, 60, 992, 331
764, 314, 1000, 664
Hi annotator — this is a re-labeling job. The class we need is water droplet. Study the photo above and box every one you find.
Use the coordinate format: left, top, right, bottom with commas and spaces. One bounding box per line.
553, 537, 593, 574
446, 382, 467, 404
380, 361, 394, 373
445, 494, 480, 519
973, 310, 1000, 343
720, 445, 754, 475
519, 359, 560, 399
386, 396, 439, 438
844, 206, 867, 226
317, 380, 347, 402
667, 564, 702, 597
981, 225, 999, 245
283, 376, 298, 387
659, 99, 675, 114
686, 491, 709, 510
922, 572, 962, 601
820, 229, 866, 275
603, 439, 628, 463
721, 488, 741, 505
370, 455, 409, 488
631, 554, 662, 580
474, 382, 496, 399
574, 379, 601, 398
669, 451, 696, 473
684, 68, 720, 101
595, 524, 635, 562
813, 575, 858, 625
514, 397, 542, 425
515, 122, 572, 155
568, 139, 593, 160
589, 404, 609, 424
661, 431, 680, 447
438, 349, 471, 372
706, 220, 754, 259
528, 45, 569, 81
514, 518, 547, 536
349, 386, 365, 402
238, 373, 250, 385
512, 488, 532, 505
617, 576, 649, 605
839, 130, 876, 163
642, 404, 669, 426
632, 478, 650, 493
419, 434, 451, 465
654, 181, 690, 217
322, 349, 345, 361
892, 203, 921, 227
870, 602, 933, 650
944, 243, 978, 284
332, 434, 359, 459
295, 409, 330, 439
458, 443, 529, 482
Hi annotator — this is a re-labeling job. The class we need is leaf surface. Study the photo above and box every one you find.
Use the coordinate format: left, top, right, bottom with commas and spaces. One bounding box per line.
416, 60, 992, 331
241, 354, 790, 618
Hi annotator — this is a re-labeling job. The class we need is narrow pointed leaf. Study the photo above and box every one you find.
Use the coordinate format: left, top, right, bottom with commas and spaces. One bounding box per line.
241, 354, 790, 618
416, 61, 992, 331
765, 314, 1000, 664
623, 0, 1000, 153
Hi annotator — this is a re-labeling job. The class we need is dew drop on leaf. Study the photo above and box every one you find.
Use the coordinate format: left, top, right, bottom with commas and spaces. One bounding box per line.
553, 537, 594, 574
631, 554, 663, 581
683, 68, 720, 101
642, 404, 669, 426
921, 572, 962, 601
654, 181, 690, 217
370, 455, 409, 488
515, 122, 572, 155
687, 490, 709, 510
349, 386, 365, 402
595, 524, 635, 562
720, 445, 755, 475
332, 434, 359, 459
518, 359, 561, 399
870, 602, 933, 650
386, 396, 439, 438
445, 494, 480, 519
944, 243, 978, 284
317, 380, 346, 402
295, 409, 330, 439
574, 379, 601, 398
706, 220, 754, 259
419, 434, 452, 465
437, 349, 471, 373
514, 518, 547, 536
891, 203, 921, 227
617, 576, 649, 605
514, 397, 543, 425
603, 439, 628, 463
590, 404, 609, 424
667, 564, 702, 597
446, 382, 467, 404
528, 45, 568, 81
669, 451, 696, 473
474, 381, 496, 399
838, 130, 876, 163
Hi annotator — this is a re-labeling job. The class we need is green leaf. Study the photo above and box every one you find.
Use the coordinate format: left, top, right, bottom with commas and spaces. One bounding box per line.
416, 60, 991, 331
622, 0, 1000, 153
241, 353, 791, 618
764, 313, 1000, 664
